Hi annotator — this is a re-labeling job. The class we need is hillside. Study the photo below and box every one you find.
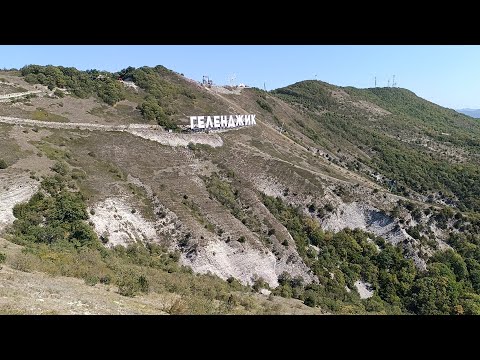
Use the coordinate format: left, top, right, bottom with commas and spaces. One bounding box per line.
1, 66, 480, 314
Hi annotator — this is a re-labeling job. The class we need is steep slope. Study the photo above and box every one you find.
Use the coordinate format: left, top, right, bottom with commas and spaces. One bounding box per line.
272, 81, 480, 210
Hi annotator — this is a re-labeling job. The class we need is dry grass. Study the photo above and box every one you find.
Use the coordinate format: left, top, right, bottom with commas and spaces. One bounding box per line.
0, 82, 28, 95
0, 124, 23, 166
30, 107, 68, 122
0, 238, 323, 314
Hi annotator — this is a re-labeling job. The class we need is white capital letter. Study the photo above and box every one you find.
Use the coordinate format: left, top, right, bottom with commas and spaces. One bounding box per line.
190, 116, 197, 129
206, 116, 213, 129
198, 116, 205, 129
220, 115, 228, 127
251, 114, 256, 125
235, 115, 244, 127
213, 115, 220, 128
228, 115, 235, 128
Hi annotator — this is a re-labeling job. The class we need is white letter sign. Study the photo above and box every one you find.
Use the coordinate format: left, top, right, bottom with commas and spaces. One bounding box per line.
189, 114, 257, 131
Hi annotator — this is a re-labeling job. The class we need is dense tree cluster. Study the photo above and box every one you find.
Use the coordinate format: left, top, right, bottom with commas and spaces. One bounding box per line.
263, 194, 480, 314
21, 65, 125, 105
21, 65, 188, 130
118, 66, 192, 130
11, 173, 97, 247
137, 95, 177, 130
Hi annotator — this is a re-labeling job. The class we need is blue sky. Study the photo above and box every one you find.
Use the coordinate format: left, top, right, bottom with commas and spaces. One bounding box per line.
1, 45, 479, 109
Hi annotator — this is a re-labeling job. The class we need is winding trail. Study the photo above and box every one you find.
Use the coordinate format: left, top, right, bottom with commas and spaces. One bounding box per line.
0, 90, 42, 102
0, 115, 224, 148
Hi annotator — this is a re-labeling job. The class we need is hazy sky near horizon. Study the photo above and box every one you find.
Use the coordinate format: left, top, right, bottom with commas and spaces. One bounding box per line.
1, 45, 479, 109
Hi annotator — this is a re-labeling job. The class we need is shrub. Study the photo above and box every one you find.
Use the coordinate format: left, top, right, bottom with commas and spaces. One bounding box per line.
0, 159, 7, 169
0, 252, 6, 264
253, 277, 269, 291
84, 275, 99, 286
51, 161, 69, 175
10, 253, 37, 272
278, 272, 292, 286
54, 89, 65, 98
304, 293, 317, 307
99, 275, 111, 285
256, 99, 273, 113
117, 269, 150, 297
324, 203, 334, 212
167, 298, 188, 314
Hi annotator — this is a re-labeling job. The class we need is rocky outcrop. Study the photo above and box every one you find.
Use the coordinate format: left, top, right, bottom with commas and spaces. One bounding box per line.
0, 173, 39, 232
180, 238, 316, 288
321, 201, 427, 270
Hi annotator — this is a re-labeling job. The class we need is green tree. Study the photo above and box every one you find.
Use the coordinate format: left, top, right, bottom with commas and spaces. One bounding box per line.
54, 89, 65, 98
432, 250, 468, 281
408, 263, 461, 315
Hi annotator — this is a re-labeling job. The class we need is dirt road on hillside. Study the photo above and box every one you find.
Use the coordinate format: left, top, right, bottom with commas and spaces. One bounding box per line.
0, 116, 223, 147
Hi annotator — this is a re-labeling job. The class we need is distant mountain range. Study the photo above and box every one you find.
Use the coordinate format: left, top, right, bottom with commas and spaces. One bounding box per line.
456, 108, 480, 118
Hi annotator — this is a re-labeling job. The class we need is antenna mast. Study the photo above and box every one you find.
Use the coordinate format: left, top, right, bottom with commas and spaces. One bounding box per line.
230, 73, 237, 87
375, 76, 377, 87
